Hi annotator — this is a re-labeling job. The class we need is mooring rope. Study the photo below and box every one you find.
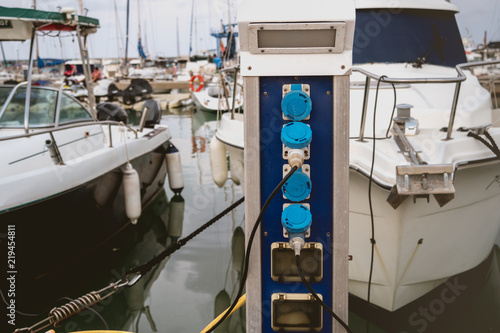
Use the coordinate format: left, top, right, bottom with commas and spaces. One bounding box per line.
125, 196, 245, 278
13, 196, 245, 333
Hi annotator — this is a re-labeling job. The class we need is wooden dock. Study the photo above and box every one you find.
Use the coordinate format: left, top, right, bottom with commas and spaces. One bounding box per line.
115, 80, 190, 92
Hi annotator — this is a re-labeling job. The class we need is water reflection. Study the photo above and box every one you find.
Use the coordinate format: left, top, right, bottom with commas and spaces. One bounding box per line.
350, 246, 500, 333
10, 188, 174, 332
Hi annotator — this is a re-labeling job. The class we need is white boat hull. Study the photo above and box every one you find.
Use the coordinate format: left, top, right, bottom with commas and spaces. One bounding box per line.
192, 82, 243, 112
349, 161, 500, 311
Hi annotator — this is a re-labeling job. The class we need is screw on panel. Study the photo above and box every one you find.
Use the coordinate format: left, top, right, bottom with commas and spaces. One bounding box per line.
326, 232, 331, 237
264, 231, 268, 237
263, 92, 268, 96
248, 66, 252, 70
295, 76, 299, 80
327, 91, 331, 95
341, 65, 346, 70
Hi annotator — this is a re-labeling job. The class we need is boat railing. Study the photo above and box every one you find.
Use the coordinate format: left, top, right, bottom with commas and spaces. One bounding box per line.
353, 59, 500, 142
0, 120, 138, 147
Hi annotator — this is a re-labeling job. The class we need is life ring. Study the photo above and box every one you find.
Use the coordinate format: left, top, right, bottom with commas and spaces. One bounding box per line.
190, 75, 204, 92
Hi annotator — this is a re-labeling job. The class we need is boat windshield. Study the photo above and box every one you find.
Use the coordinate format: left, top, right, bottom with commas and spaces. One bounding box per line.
0, 86, 92, 128
353, 9, 466, 67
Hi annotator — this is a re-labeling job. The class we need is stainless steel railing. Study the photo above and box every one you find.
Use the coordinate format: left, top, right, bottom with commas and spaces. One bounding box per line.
353, 59, 500, 141
0, 120, 138, 147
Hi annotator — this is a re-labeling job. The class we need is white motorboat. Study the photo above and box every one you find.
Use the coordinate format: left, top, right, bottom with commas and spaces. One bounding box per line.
209, 68, 244, 187
192, 67, 243, 112
348, 0, 500, 311
219, 0, 500, 312
0, 7, 182, 279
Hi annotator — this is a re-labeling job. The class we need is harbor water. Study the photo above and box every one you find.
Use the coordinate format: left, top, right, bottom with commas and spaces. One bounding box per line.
9, 103, 500, 333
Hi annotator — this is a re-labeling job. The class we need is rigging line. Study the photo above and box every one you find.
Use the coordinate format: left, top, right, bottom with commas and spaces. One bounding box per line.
113, 0, 125, 58
366, 75, 387, 332
146, 0, 157, 57
489, 0, 499, 41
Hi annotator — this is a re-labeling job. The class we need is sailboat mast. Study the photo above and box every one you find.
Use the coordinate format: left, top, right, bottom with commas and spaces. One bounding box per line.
0, 43, 7, 68
124, 0, 130, 76
227, 0, 231, 29
176, 17, 180, 57
113, 0, 124, 59
194, 4, 198, 57
33, 0, 39, 64
189, 0, 194, 58
137, 0, 143, 66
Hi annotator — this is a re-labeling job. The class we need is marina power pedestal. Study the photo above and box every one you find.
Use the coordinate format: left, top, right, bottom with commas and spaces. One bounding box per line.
238, 0, 355, 332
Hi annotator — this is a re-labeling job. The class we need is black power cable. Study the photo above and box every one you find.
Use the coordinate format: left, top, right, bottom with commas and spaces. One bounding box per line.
206, 165, 299, 333
366, 76, 387, 333
295, 255, 353, 333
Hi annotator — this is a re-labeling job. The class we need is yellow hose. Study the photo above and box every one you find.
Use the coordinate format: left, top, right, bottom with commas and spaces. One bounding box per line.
200, 293, 246, 333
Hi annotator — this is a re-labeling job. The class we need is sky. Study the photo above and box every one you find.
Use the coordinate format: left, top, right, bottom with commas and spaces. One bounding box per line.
0, 0, 498, 61
0, 0, 242, 60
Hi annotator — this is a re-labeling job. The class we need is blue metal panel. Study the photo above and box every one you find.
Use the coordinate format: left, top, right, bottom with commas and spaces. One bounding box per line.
260, 76, 334, 332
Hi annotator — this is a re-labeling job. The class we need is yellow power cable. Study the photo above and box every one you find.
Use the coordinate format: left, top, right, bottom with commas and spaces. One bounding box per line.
200, 293, 246, 333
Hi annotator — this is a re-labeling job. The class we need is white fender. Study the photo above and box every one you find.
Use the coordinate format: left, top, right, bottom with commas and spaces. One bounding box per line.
123, 162, 141, 224
209, 135, 228, 188
166, 143, 184, 194
168, 194, 185, 240
229, 154, 241, 185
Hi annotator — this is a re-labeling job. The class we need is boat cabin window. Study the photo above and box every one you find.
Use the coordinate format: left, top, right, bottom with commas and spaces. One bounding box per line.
0, 86, 92, 128
0, 86, 57, 127
0, 87, 11, 108
58, 93, 92, 123
353, 9, 467, 67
